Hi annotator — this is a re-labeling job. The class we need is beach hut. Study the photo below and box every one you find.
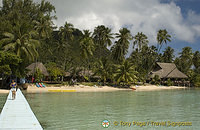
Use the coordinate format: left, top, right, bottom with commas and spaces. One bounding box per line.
26, 62, 49, 76
149, 62, 188, 86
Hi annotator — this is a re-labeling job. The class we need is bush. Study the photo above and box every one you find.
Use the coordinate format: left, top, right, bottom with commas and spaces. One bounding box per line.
192, 74, 200, 87
80, 82, 98, 86
34, 68, 44, 82
167, 79, 173, 86
151, 75, 160, 85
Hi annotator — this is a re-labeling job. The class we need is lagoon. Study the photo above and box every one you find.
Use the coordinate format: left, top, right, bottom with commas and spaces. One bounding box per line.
1, 89, 200, 130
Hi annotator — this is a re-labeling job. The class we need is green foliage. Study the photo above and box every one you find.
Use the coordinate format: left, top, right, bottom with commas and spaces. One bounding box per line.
80, 30, 94, 59
80, 82, 98, 86
0, 0, 56, 77
192, 74, 200, 87
94, 58, 113, 83
93, 25, 113, 59
83, 76, 89, 81
161, 46, 174, 63
0, 51, 21, 75
167, 79, 173, 86
151, 75, 160, 85
188, 71, 200, 87
114, 60, 138, 85
193, 51, 200, 73
129, 45, 157, 80
157, 29, 171, 53
133, 32, 149, 51
175, 47, 193, 74
34, 68, 43, 82
93, 25, 113, 48
46, 62, 63, 81
0, 31, 40, 61
111, 28, 132, 63
1, 0, 200, 88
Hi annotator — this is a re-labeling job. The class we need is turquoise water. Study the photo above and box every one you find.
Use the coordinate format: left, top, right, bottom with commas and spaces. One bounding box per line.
1, 89, 200, 130
0, 93, 7, 113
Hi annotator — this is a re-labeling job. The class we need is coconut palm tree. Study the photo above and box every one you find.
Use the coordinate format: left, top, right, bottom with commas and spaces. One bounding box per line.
79, 30, 95, 79
94, 58, 113, 84
193, 51, 200, 72
56, 22, 74, 68
59, 22, 74, 42
93, 25, 113, 59
114, 60, 137, 86
157, 29, 171, 53
33, 14, 54, 39
93, 25, 113, 47
175, 47, 193, 74
0, 31, 40, 61
111, 28, 132, 62
162, 46, 174, 63
80, 30, 95, 59
133, 32, 148, 51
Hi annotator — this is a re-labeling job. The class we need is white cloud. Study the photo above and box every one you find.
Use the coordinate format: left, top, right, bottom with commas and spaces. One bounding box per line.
0, 0, 2, 7
35, 0, 200, 44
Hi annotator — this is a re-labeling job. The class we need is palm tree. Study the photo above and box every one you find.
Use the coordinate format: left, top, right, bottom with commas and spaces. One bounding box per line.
111, 28, 132, 62
93, 25, 113, 58
175, 47, 193, 74
80, 30, 94, 59
79, 30, 95, 79
59, 22, 74, 42
133, 32, 148, 51
93, 25, 113, 47
162, 46, 174, 63
193, 51, 200, 72
157, 29, 171, 53
0, 31, 40, 61
56, 22, 74, 67
33, 14, 54, 39
94, 58, 113, 84
114, 60, 137, 86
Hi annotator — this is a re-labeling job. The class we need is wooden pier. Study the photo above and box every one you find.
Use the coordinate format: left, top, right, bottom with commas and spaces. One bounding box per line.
0, 89, 43, 130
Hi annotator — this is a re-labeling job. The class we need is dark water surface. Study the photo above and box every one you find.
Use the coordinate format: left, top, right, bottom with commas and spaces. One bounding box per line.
1, 89, 200, 130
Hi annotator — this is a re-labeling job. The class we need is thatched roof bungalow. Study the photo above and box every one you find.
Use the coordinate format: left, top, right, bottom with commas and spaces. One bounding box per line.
149, 62, 188, 79
26, 62, 49, 76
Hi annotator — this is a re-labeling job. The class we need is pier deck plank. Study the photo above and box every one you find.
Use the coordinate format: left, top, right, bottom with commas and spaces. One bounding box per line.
0, 89, 43, 130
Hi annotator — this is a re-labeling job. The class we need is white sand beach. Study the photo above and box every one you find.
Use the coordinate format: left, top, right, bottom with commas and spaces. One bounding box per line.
0, 89, 9, 94
0, 84, 187, 94
131, 85, 186, 91
26, 84, 131, 93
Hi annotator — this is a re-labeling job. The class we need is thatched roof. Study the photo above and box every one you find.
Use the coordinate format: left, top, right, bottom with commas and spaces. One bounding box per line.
79, 70, 94, 76
26, 62, 49, 76
150, 62, 188, 79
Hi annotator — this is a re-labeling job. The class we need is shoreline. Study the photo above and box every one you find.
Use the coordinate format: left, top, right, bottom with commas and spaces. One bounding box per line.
131, 85, 187, 91
26, 85, 131, 93
0, 89, 9, 94
0, 84, 188, 94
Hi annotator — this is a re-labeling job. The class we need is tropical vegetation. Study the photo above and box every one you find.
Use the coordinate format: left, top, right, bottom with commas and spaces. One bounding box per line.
0, 0, 200, 88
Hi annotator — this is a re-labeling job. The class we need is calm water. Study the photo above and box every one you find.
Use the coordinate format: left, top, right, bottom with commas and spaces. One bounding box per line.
1, 89, 200, 130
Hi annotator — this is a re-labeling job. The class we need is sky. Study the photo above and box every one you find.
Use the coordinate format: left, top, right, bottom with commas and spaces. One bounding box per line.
1, 0, 200, 56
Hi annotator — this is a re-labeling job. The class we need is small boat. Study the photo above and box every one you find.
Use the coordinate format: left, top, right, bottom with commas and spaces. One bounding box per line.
131, 87, 136, 90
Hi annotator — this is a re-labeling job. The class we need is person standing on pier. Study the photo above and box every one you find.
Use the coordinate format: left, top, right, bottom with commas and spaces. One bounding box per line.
10, 80, 17, 100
